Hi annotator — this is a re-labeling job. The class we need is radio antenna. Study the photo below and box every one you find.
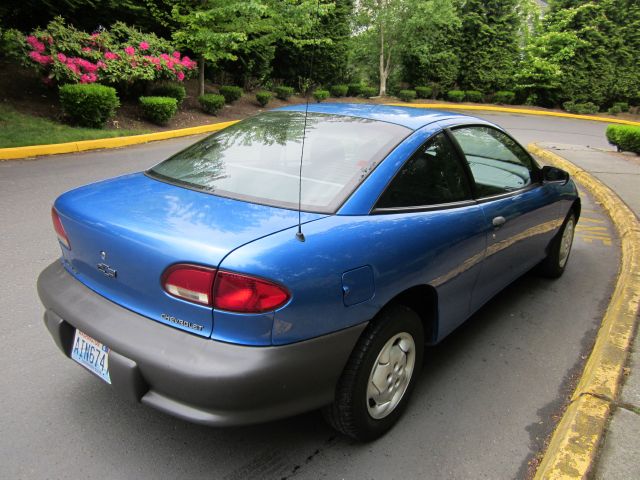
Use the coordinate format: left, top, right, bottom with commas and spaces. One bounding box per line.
295, 0, 321, 242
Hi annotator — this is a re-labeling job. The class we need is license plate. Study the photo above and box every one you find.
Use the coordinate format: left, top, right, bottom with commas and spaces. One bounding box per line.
71, 329, 111, 384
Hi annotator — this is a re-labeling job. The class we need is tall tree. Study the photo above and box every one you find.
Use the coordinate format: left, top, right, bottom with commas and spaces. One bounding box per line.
172, 1, 271, 96
517, 0, 640, 107
355, 0, 407, 96
401, 0, 461, 92
0, 0, 164, 34
272, 0, 353, 88
172, 0, 330, 94
457, 0, 522, 92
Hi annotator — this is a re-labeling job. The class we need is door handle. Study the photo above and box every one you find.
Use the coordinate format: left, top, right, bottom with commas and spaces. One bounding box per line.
492, 216, 506, 228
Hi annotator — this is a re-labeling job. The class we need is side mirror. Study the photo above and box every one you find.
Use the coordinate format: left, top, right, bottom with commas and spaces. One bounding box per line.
542, 165, 570, 185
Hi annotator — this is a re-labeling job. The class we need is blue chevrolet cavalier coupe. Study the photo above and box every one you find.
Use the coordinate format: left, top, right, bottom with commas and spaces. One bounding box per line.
38, 104, 579, 440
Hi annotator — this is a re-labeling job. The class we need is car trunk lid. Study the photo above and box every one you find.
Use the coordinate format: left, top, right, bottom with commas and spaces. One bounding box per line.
54, 173, 324, 337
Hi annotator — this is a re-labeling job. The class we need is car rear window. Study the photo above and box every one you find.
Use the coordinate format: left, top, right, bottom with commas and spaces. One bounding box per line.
148, 111, 410, 213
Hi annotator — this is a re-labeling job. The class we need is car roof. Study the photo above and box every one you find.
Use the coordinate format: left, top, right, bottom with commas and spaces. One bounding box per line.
273, 103, 475, 130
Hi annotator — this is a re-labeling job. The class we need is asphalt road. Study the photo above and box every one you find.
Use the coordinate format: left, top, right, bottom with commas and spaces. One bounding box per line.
0, 113, 620, 479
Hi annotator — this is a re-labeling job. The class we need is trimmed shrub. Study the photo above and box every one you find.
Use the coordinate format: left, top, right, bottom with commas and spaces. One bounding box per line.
219, 85, 243, 104
415, 86, 432, 99
255, 91, 272, 107
607, 105, 622, 115
465, 90, 483, 103
149, 83, 186, 106
198, 93, 225, 115
313, 89, 330, 103
493, 91, 516, 104
398, 89, 417, 102
348, 83, 363, 96
606, 124, 621, 146
563, 101, 598, 114
139, 96, 177, 124
360, 86, 378, 98
606, 125, 640, 154
330, 84, 348, 97
0, 28, 26, 62
274, 86, 294, 100
59, 83, 120, 128
447, 90, 465, 102
613, 102, 630, 112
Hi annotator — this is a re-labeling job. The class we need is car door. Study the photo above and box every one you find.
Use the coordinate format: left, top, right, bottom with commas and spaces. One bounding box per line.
372, 131, 488, 340
447, 125, 561, 312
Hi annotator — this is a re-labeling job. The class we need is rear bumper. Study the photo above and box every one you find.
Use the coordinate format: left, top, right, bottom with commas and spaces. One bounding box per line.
37, 261, 366, 426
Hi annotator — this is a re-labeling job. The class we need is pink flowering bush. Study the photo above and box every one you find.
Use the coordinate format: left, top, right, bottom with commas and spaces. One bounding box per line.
24, 17, 196, 87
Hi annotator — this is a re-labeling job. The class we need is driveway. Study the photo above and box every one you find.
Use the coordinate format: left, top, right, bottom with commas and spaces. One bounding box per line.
0, 113, 620, 479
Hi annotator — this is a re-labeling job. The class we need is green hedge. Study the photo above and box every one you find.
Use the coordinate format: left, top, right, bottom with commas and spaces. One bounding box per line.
149, 83, 186, 106
613, 102, 630, 112
447, 90, 465, 102
398, 90, 416, 102
255, 91, 272, 107
348, 83, 363, 96
415, 86, 432, 99
360, 86, 377, 98
330, 84, 348, 97
608, 102, 630, 115
139, 96, 177, 124
563, 101, 599, 114
59, 83, 120, 128
274, 86, 294, 100
465, 90, 483, 103
219, 85, 243, 104
608, 105, 623, 115
198, 94, 225, 115
313, 89, 330, 103
493, 91, 516, 104
606, 125, 640, 154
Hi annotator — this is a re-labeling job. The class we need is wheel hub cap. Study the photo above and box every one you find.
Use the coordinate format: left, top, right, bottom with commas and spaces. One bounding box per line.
366, 332, 416, 419
559, 217, 575, 268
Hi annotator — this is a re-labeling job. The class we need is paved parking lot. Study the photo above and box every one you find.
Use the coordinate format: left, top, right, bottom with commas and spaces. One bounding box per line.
0, 113, 621, 479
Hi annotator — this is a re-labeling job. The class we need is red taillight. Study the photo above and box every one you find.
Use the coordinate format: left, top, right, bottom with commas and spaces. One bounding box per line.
213, 271, 290, 313
162, 265, 290, 313
51, 207, 71, 249
162, 264, 216, 306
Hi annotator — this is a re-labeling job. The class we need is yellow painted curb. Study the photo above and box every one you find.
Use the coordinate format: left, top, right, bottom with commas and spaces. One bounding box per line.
527, 144, 640, 480
386, 103, 640, 127
0, 120, 239, 161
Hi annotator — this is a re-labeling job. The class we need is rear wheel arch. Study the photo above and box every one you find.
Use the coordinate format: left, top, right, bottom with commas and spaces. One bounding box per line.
570, 197, 581, 221
384, 285, 438, 344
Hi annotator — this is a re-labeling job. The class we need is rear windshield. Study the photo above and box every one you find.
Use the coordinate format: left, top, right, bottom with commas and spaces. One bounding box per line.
148, 111, 410, 213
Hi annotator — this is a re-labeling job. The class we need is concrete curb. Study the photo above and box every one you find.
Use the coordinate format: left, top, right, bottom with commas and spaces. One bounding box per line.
527, 144, 640, 479
0, 120, 238, 161
388, 103, 640, 127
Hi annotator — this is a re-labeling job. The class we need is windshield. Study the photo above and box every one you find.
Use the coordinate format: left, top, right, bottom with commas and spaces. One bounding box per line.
148, 111, 410, 213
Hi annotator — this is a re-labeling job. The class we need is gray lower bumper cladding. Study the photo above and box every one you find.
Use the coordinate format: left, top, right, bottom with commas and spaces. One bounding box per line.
38, 261, 366, 426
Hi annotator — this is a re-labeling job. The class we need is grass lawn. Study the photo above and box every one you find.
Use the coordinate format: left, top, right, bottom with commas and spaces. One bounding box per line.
0, 105, 148, 148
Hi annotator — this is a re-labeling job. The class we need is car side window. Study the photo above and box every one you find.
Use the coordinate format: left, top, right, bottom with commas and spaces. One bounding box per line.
376, 132, 471, 208
450, 126, 534, 197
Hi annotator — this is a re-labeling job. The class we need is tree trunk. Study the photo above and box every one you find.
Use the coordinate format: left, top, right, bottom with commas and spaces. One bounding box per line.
379, 25, 386, 96
198, 55, 205, 97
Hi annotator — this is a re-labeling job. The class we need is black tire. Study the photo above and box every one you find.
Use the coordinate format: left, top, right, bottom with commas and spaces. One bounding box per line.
322, 304, 424, 441
537, 211, 577, 278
